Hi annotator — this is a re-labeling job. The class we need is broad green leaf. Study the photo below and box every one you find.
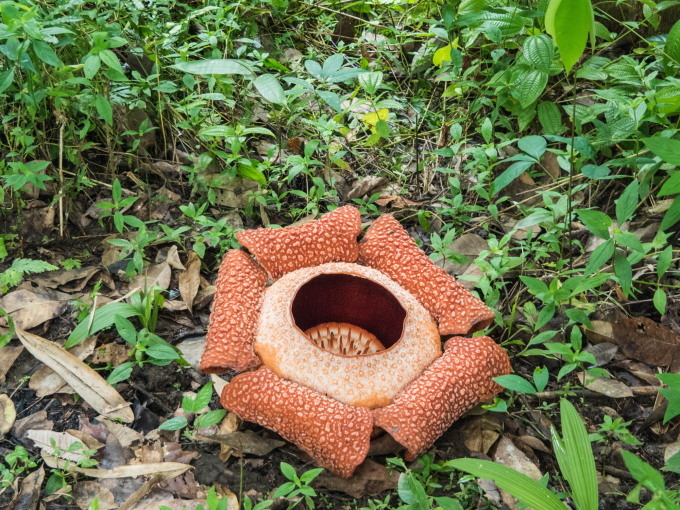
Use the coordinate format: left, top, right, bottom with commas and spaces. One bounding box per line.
253, 73, 286, 105
518, 135, 547, 160
545, 0, 594, 73
158, 416, 188, 431
552, 399, 598, 510
0, 68, 14, 94
172, 59, 254, 77
653, 288, 667, 316
615, 179, 639, 224
537, 101, 564, 135
575, 209, 612, 239
493, 160, 533, 195
106, 362, 134, 386
658, 374, 680, 423
584, 238, 614, 275
621, 450, 667, 490
94, 95, 113, 126
99, 49, 122, 72
66, 303, 138, 348
358, 71, 383, 95
659, 172, 680, 196
643, 137, 680, 166
32, 40, 61, 66
493, 374, 536, 394
446, 459, 567, 510
661, 196, 680, 231
666, 20, 680, 64
512, 68, 547, 107
657, 245, 672, 277
82, 54, 101, 79
524, 34, 554, 72
280, 462, 297, 481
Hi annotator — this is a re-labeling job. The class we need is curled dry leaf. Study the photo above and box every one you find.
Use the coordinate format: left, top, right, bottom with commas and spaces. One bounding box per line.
0, 344, 24, 382
586, 318, 680, 372
73, 481, 116, 510
195, 429, 285, 456
29, 335, 96, 398
42, 456, 192, 479
0, 289, 69, 330
577, 372, 633, 398
346, 176, 388, 200
15, 327, 133, 422
461, 414, 502, 454
179, 252, 201, 313
374, 194, 421, 209
130, 262, 171, 292
316, 459, 399, 498
493, 436, 543, 510
8, 465, 44, 510
0, 394, 16, 437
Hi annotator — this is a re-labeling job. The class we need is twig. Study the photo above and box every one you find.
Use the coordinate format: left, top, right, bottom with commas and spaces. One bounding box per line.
531, 386, 660, 400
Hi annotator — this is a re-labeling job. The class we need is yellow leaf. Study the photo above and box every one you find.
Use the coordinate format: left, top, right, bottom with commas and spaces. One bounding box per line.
361, 108, 389, 126
433, 39, 459, 67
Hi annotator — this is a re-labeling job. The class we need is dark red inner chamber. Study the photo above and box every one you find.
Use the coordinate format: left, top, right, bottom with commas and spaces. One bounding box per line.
291, 273, 406, 348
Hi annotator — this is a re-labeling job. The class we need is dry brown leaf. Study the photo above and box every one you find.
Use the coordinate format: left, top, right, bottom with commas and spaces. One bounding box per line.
29, 335, 96, 398
91, 343, 131, 366
586, 318, 680, 372
0, 394, 16, 437
210, 374, 228, 397
0, 344, 23, 382
31, 266, 102, 292
27, 430, 91, 462
347, 176, 388, 200
578, 372, 633, 398
15, 327, 133, 422
493, 436, 543, 509
665, 442, 680, 464
434, 233, 488, 278
1, 289, 69, 330
96, 416, 144, 448
133, 500, 209, 510
130, 262, 171, 292
461, 414, 502, 454
7, 465, 44, 510
156, 245, 185, 271
317, 459, 398, 498
179, 252, 201, 313
42, 456, 192, 479
195, 429, 284, 456
516, 435, 550, 453
176, 335, 206, 369
585, 342, 619, 367
11, 410, 53, 437
374, 194, 421, 209
73, 481, 116, 510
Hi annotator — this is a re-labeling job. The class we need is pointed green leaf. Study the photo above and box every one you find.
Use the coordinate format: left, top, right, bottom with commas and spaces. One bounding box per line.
524, 34, 554, 72
173, 59, 254, 77
512, 68, 548, 107
253, 73, 286, 105
545, 0, 594, 73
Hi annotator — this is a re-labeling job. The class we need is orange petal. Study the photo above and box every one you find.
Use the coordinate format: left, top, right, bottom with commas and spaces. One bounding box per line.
221, 367, 373, 478
373, 336, 510, 460
236, 206, 362, 279
199, 250, 267, 373
359, 214, 494, 335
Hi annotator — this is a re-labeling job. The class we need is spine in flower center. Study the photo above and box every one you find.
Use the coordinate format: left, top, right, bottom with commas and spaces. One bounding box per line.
304, 322, 385, 355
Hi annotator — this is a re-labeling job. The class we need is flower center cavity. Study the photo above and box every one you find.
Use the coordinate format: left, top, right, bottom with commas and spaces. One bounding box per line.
291, 273, 407, 356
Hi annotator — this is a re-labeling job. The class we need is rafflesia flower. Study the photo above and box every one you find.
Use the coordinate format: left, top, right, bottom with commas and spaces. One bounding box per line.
200, 206, 511, 478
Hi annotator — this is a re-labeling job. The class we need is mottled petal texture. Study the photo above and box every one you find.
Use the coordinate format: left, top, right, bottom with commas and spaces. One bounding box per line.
236, 205, 362, 279
199, 250, 267, 373
373, 336, 510, 460
221, 367, 373, 478
359, 214, 495, 335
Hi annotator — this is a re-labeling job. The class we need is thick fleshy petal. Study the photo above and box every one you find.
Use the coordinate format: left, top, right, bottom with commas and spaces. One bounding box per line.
359, 214, 494, 335
236, 205, 362, 279
221, 367, 373, 478
199, 250, 267, 373
373, 336, 510, 460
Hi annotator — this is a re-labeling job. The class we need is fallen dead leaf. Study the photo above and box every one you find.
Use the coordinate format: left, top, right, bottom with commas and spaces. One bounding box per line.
97, 416, 144, 448
0, 344, 24, 382
374, 194, 421, 209
461, 414, 502, 454
156, 245, 185, 271
29, 335, 96, 397
585, 342, 619, 367
586, 318, 680, 372
493, 436, 543, 509
42, 456, 192, 479
27, 430, 94, 462
31, 266, 103, 292
0, 394, 16, 436
195, 429, 284, 456
210, 374, 228, 397
7, 465, 44, 510
578, 372, 633, 398
15, 327, 133, 422
0, 289, 69, 330
176, 335, 206, 369
434, 233, 488, 278
133, 500, 209, 510
317, 459, 398, 498
130, 262, 171, 293
11, 410, 53, 437
665, 442, 680, 464
347, 176, 388, 200
179, 252, 201, 313
515, 434, 550, 453
91, 343, 131, 366
73, 481, 116, 510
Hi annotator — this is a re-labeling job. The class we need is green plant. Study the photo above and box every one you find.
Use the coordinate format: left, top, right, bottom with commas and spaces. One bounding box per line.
45, 439, 99, 498
657, 373, 680, 424
449, 398, 598, 509
157, 382, 226, 438
0, 258, 58, 293
272, 462, 324, 510
621, 450, 680, 509
0, 446, 37, 489
95, 179, 145, 233
589, 415, 642, 446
